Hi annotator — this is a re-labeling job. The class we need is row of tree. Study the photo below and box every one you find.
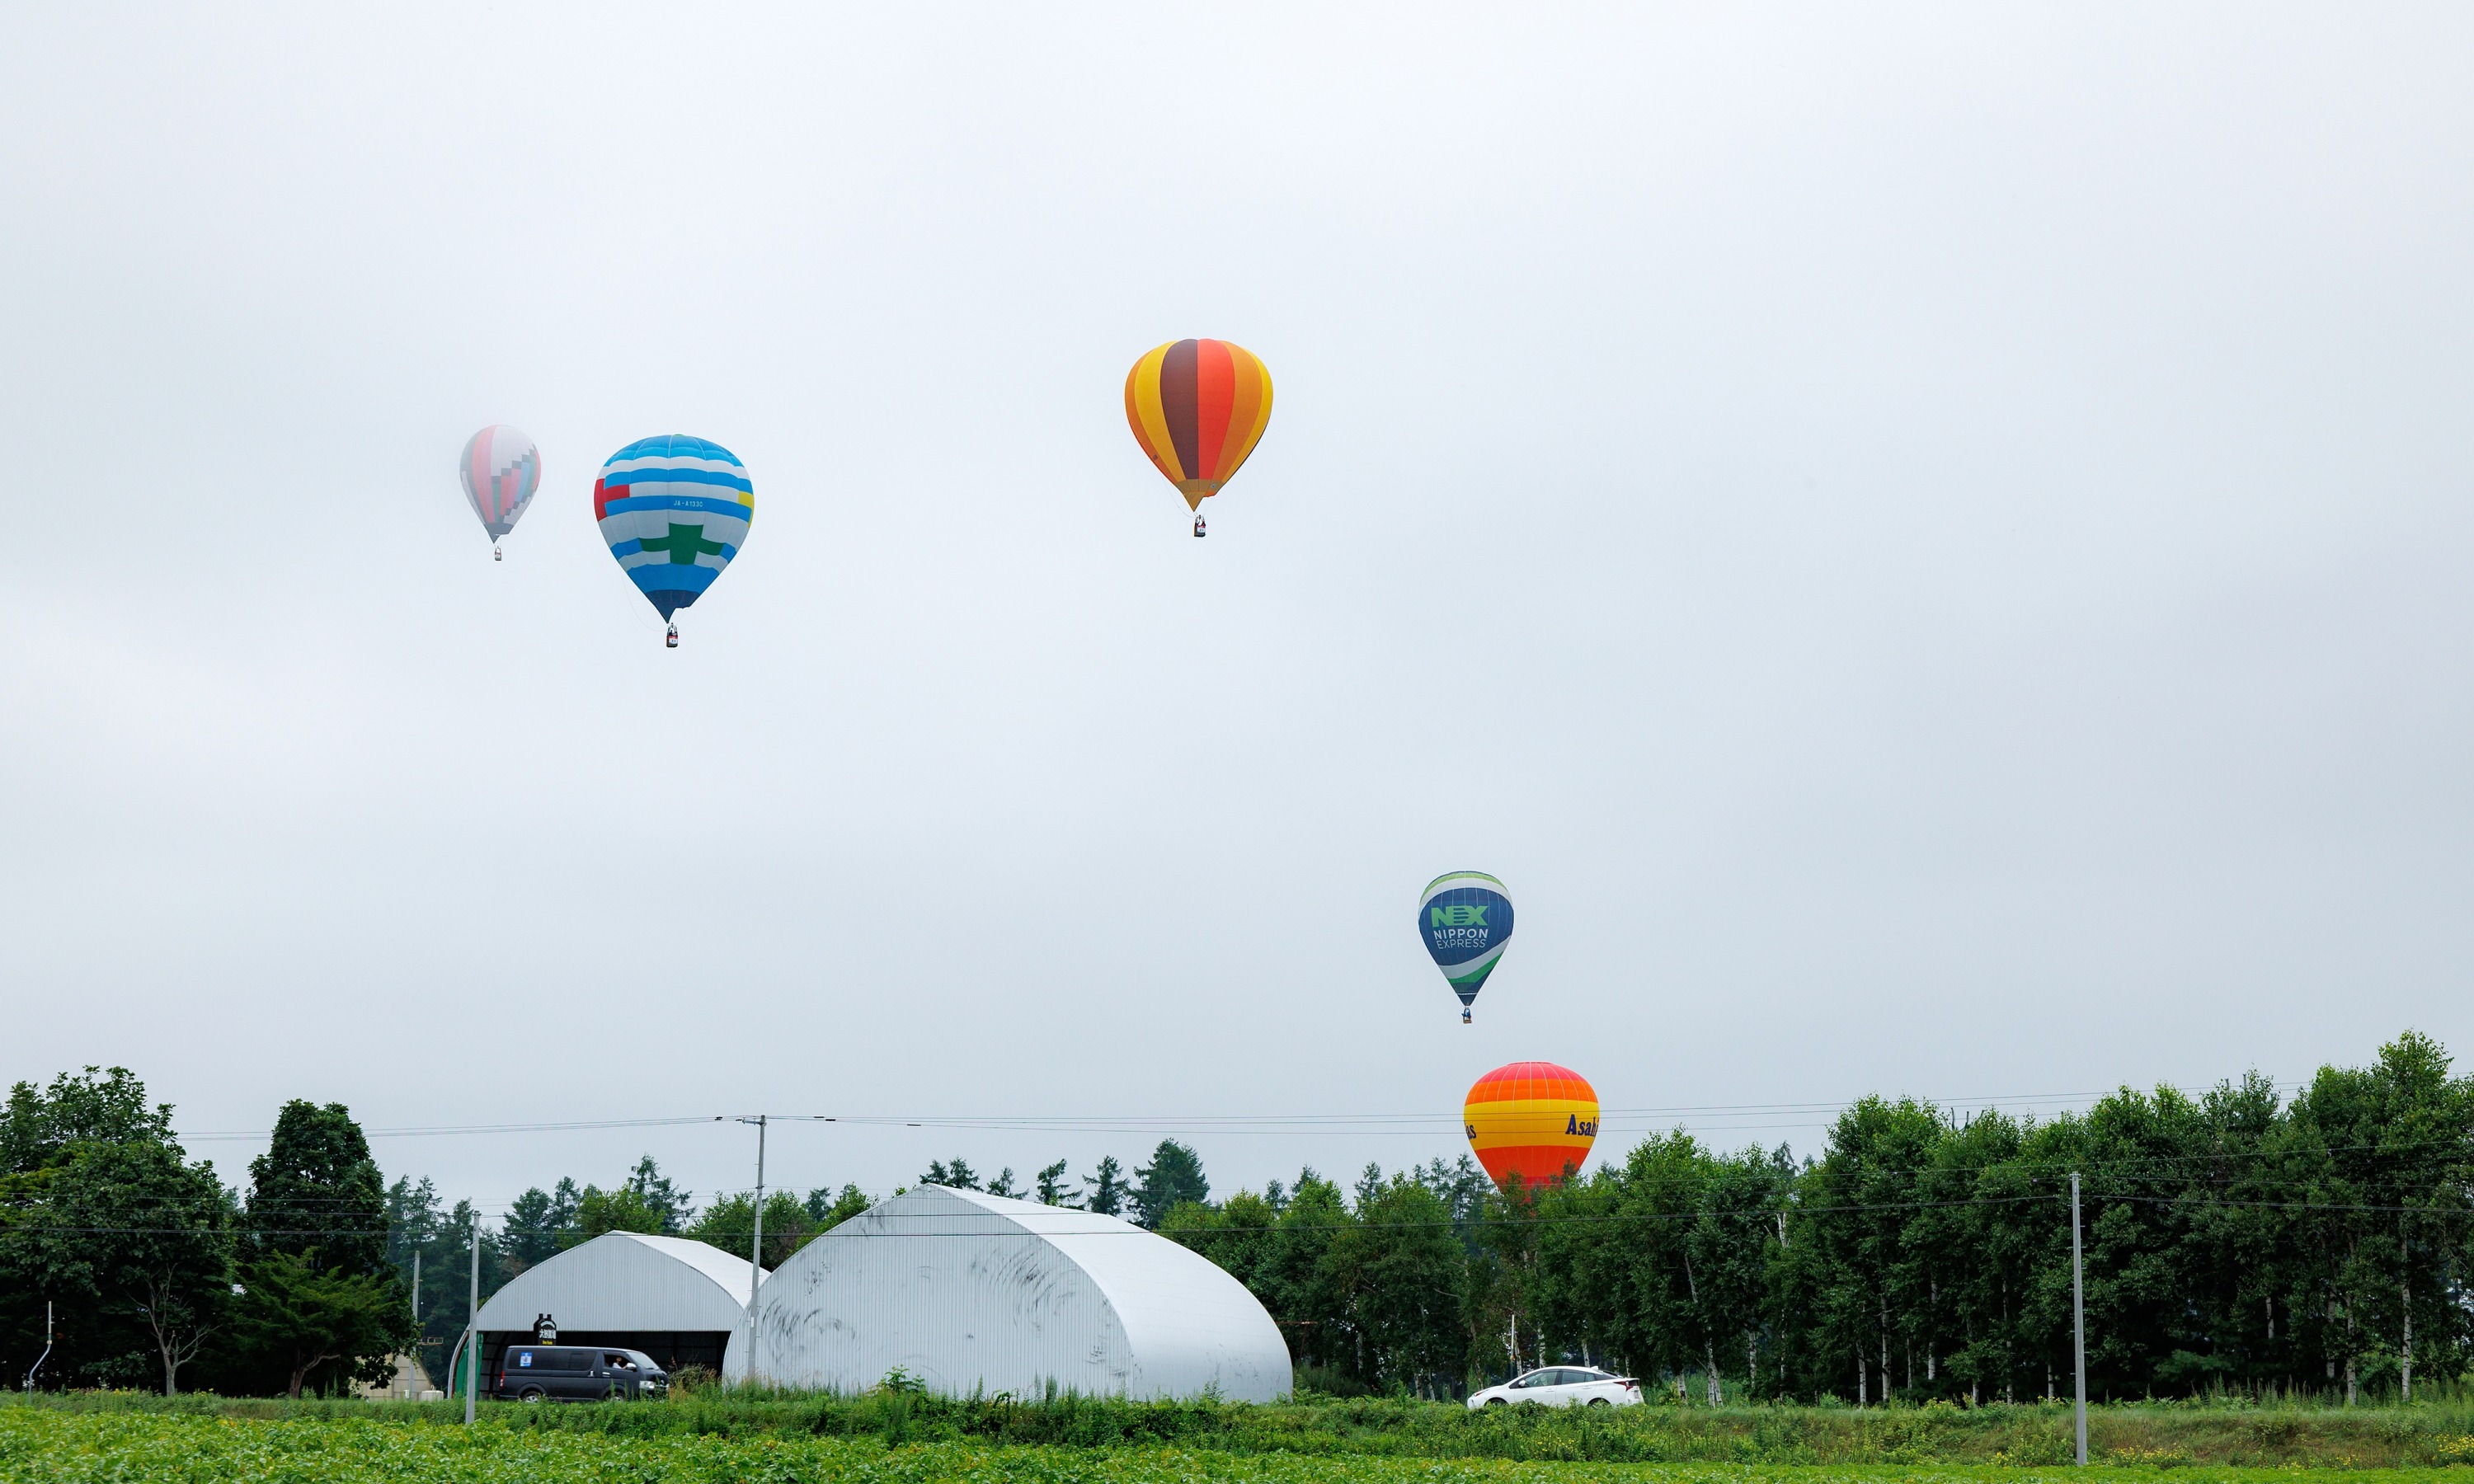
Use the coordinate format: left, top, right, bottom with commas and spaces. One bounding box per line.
1164, 1032, 2474, 1403
9, 1031, 2467, 1402
0, 1071, 412, 1396
911, 1144, 1211, 1227
0, 1067, 1233, 1394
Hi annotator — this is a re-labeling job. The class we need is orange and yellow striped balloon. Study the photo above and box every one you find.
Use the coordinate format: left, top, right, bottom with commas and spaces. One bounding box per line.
1124, 339, 1274, 510
1464, 1061, 1599, 1190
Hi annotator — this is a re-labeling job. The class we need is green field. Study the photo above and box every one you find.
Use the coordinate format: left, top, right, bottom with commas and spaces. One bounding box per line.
7, 1395, 2474, 1479
0, 1409, 2463, 1484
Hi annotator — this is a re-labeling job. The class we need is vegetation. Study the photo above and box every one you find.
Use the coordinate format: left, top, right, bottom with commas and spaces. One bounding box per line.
0, 1076, 416, 1398
1166, 1031, 2474, 1406
8, 1033, 2474, 1411
12, 1390, 2474, 1473
229, 1101, 416, 1397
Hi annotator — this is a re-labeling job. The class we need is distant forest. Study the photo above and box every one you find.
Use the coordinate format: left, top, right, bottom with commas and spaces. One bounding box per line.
1164, 1031, 2474, 1405
8, 1031, 2471, 1402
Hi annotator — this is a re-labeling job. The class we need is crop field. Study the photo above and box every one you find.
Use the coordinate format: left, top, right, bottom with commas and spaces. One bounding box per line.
0, 1410, 2463, 1484
7, 1396, 2474, 1482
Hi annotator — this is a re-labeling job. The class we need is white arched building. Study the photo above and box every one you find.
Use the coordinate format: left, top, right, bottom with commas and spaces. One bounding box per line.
445, 1232, 766, 1392
751, 1186, 1291, 1401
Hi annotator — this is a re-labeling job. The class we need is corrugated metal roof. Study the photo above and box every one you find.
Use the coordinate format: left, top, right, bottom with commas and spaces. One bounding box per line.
752, 1186, 1291, 1402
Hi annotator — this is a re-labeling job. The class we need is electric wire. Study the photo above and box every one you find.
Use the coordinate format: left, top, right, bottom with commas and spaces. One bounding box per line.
171, 1087, 2301, 1144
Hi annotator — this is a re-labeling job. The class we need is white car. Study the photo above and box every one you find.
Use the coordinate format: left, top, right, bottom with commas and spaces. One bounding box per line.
1467, 1365, 1642, 1408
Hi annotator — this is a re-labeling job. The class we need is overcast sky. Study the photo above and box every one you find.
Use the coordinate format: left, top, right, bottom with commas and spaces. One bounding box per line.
4, 5, 2471, 1220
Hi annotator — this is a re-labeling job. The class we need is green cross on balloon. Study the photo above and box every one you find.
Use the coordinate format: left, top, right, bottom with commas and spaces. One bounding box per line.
638, 523, 726, 565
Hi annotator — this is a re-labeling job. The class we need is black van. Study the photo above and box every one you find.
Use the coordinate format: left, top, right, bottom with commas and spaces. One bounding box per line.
493, 1344, 669, 1402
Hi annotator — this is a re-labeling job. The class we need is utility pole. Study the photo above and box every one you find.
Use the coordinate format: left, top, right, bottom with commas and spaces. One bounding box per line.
741, 1114, 768, 1383
2072, 1172, 2086, 1467
411, 1249, 421, 1401
464, 1213, 481, 1425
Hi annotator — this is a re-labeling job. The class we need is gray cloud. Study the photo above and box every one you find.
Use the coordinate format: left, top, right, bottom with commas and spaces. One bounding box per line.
2, 4, 2469, 1210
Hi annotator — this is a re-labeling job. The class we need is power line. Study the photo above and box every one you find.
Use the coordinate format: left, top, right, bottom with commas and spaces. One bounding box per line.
176, 1115, 733, 1142
167, 1088, 2282, 1143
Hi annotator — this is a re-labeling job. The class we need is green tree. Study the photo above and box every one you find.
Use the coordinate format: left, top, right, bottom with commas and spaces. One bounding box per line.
26, 1129, 235, 1393
503, 1179, 581, 1270
804, 1184, 871, 1229
1331, 1173, 1467, 1396
245, 1101, 389, 1275
1688, 1144, 1792, 1401
618, 1156, 694, 1233
1081, 1155, 1131, 1216
385, 1179, 509, 1369
2182, 1073, 2305, 1393
1529, 1162, 1636, 1375
1604, 1134, 1716, 1383
1906, 1107, 2032, 1404
231, 1249, 408, 1398
2, 1067, 174, 1170
920, 1158, 981, 1190
90, 1142, 235, 1396
233, 1101, 410, 1394
1164, 1188, 1278, 1293
1470, 1176, 1546, 1378
686, 1190, 816, 1268
1034, 1161, 1074, 1206
494, 1158, 693, 1259
0, 1068, 233, 1393
1132, 1140, 1209, 1229
571, 1184, 667, 1241
1799, 1097, 1946, 1403
1411, 1156, 1493, 1237
1257, 1170, 1353, 1378
2285, 1030, 2474, 1402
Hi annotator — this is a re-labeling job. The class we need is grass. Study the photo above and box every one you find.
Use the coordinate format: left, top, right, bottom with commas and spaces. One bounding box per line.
8, 1390, 2474, 1470
0, 1409, 2462, 1484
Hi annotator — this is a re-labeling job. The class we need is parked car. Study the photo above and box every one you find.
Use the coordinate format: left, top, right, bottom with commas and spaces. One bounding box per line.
1466, 1366, 1640, 1408
493, 1345, 669, 1402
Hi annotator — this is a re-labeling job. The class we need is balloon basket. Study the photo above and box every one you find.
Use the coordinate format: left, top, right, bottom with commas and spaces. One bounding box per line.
492, 544, 502, 562
665, 624, 679, 650
1192, 514, 1206, 538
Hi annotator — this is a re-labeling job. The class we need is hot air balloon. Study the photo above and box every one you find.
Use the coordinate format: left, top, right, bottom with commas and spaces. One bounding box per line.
1124, 339, 1273, 537
1419, 871, 1514, 1023
592, 435, 754, 648
459, 425, 540, 561
1464, 1061, 1598, 1190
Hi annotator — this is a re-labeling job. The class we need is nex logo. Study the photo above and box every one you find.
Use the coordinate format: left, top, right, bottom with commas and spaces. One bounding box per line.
1430, 904, 1489, 928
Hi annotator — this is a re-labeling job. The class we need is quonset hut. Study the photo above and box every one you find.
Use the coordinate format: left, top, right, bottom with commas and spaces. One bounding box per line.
750, 1186, 1291, 1401
444, 1232, 766, 1392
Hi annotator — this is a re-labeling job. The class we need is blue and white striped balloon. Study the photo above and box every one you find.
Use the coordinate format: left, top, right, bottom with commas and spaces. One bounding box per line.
592, 435, 754, 623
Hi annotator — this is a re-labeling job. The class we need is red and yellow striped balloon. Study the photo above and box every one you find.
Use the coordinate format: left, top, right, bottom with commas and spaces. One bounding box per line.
1124, 339, 1274, 510
1464, 1062, 1599, 1190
